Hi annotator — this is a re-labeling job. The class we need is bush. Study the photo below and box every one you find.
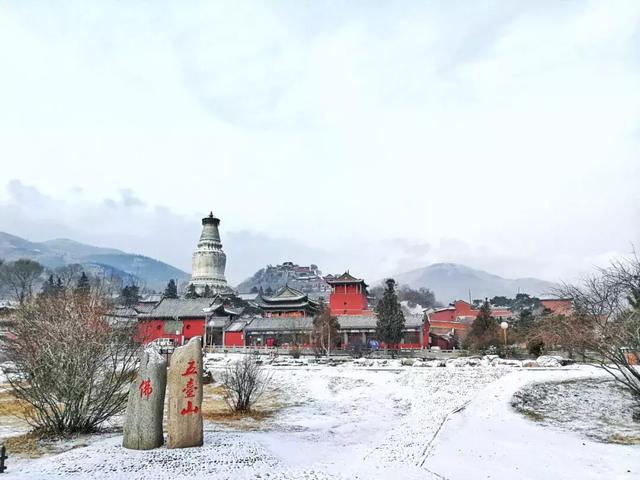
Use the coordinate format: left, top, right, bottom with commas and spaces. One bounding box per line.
527, 338, 545, 356
221, 354, 271, 412
3, 291, 138, 436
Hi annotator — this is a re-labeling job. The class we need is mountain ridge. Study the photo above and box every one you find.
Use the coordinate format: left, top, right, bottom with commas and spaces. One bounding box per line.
391, 262, 557, 303
0, 232, 189, 289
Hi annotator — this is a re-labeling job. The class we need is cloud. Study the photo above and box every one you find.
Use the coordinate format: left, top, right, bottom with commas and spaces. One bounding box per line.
0, 2, 639, 286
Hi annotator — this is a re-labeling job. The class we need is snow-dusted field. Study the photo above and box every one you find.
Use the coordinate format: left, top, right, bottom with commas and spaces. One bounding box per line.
6, 359, 640, 480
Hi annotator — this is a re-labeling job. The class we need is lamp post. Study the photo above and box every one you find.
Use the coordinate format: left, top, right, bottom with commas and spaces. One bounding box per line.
500, 321, 509, 357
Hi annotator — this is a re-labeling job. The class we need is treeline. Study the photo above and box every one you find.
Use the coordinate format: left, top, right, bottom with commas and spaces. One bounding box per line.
0, 258, 140, 307
369, 283, 438, 310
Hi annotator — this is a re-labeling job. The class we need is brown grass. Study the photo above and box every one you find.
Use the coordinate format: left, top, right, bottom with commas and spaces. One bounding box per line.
0, 389, 34, 418
200, 384, 283, 430
607, 433, 640, 445
3, 433, 41, 457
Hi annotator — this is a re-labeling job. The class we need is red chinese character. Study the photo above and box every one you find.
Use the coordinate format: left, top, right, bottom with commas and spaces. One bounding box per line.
180, 400, 200, 416
139, 378, 153, 400
182, 377, 197, 398
181, 360, 197, 377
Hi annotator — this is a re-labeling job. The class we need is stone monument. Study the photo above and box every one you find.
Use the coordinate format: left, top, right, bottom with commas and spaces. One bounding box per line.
167, 337, 204, 448
123, 348, 167, 450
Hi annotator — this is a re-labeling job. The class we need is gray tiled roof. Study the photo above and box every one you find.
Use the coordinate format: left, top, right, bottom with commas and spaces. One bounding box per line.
140, 298, 220, 319
336, 313, 423, 329
245, 316, 313, 332
226, 319, 251, 332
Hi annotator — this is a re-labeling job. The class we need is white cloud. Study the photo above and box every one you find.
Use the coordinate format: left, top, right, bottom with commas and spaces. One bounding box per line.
0, 1, 638, 285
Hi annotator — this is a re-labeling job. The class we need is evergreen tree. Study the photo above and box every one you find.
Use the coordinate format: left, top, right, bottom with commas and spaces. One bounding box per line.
185, 284, 200, 299
55, 276, 64, 295
203, 285, 213, 298
75, 272, 91, 296
163, 279, 178, 299
120, 284, 140, 306
41, 274, 56, 296
375, 278, 405, 356
465, 300, 500, 352
265, 286, 274, 296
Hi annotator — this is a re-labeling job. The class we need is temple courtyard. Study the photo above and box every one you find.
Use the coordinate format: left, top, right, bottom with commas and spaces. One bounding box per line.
5, 359, 640, 480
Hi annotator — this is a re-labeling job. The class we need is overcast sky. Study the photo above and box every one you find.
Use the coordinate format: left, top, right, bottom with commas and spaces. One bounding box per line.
0, 1, 639, 285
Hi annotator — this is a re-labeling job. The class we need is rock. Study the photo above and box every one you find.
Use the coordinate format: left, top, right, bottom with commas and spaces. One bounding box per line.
401, 358, 414, 366
536, 355, 563, 368
495, 358, 522, 367
167, 337, 204, 449
123, 348, 167, 450
522, 360, 540, 368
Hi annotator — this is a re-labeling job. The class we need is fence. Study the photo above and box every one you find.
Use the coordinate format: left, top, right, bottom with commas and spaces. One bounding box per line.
0, 445, 7, 474
203, 344, 468, 358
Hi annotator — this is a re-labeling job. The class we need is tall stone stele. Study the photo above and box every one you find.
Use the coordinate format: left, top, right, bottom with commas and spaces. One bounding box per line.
189, 212, 229, 295
167, 336, 204, 449
122, 349, 167, 450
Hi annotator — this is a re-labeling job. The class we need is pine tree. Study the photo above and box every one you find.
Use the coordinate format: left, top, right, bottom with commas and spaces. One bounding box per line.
75, 272, 91, 296
163, 279, 178, 299
55, 276, 64, 295
465, 300, 500, 352
185, 284, 200, 299
120, 284, 140, 306
41, 274, 56, 296
375, 278, 405, 356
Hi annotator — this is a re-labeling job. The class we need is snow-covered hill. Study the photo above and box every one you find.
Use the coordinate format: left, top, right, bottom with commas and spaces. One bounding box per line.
0, 232, 189, 289
393, 263, 556, 303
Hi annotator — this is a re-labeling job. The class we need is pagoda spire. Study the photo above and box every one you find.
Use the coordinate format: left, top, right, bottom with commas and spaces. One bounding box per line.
189, 212, 228, 294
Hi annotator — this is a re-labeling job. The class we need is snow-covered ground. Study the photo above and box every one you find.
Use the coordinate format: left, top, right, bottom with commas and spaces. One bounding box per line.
5, 359, 640, 479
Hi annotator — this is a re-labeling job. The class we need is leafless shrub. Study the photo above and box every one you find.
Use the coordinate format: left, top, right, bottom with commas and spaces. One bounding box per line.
2, 289, 138, 435
221, 354, 271, 412
552, 252, 640, 402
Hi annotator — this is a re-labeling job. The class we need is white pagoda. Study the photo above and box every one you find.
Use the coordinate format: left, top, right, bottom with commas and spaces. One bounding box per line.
189, 212, 229, 294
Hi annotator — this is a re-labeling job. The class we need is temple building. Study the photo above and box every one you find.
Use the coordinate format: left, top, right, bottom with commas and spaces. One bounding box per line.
190, 212, 229, 294
136, 296, 241, 346
325, 271, 371, 315
255, 285, 320, 317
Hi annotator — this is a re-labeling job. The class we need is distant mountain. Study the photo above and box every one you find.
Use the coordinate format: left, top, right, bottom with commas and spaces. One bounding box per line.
0, 232, 189, 290
236, 262, 331, 300
392, 263, 556, 303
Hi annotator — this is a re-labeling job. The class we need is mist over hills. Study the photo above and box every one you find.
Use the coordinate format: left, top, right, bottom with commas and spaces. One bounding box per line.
1, 232, 557, 301
0, 232, 189, 290
392, 263, 557, 303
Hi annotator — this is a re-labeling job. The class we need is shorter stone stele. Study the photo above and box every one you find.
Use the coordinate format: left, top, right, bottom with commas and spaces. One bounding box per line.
123, 348, 167, 450
167, 337, 204, 448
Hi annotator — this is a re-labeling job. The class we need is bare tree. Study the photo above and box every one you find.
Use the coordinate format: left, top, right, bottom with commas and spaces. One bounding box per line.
312, 302, 340, 356
53, 263, 84, 290
220, 354, 271, 412
554, 253, 640, 401
2, 288, 138, 435
0, 259, 44, 304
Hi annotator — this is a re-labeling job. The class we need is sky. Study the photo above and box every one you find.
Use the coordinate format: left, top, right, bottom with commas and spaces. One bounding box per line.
0, 0, 639, 286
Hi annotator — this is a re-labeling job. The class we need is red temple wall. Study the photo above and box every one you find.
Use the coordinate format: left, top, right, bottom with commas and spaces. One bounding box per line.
224, 331, 244, 346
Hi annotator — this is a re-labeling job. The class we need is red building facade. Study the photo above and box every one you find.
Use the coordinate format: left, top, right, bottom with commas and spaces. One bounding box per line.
325, 272, 371, 316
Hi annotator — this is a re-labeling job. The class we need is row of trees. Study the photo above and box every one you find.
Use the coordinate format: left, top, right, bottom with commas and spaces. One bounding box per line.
0, 258, 143, 307
369, 282, 437, 310
464, 255, 640, 403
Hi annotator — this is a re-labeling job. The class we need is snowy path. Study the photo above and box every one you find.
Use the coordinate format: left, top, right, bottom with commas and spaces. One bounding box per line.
427, 367, 640, 480
8, 364, 637, 479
